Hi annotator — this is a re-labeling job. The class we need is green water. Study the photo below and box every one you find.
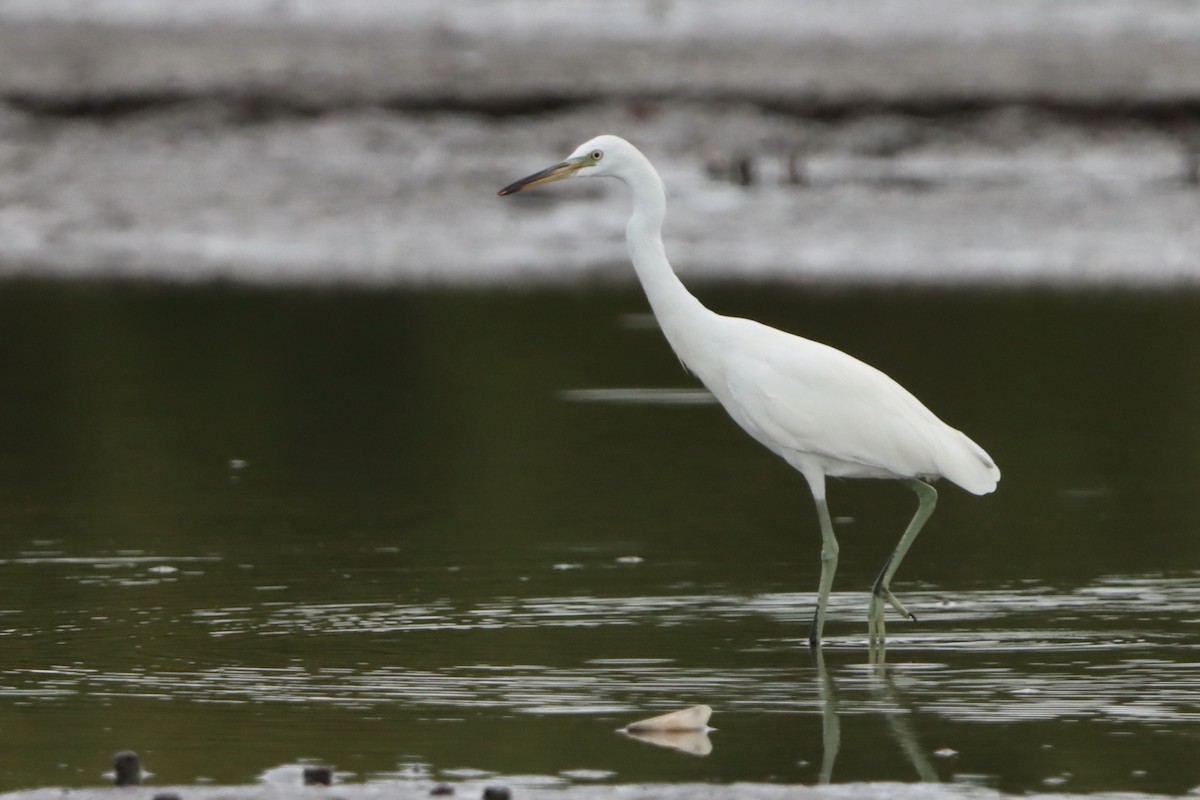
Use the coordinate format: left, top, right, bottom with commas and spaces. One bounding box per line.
1, 281, 1199, 795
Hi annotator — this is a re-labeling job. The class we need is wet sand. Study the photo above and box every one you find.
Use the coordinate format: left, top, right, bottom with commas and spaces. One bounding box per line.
5, 1, 1200, 108
1, 1, 1199, 287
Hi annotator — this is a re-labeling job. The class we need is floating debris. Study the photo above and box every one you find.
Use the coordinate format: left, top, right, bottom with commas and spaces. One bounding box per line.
621, 705, 714, 756
625, 704, 712, 732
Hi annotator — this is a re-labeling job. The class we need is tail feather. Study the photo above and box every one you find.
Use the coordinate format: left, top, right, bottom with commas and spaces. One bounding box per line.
941, 429, 1000, 495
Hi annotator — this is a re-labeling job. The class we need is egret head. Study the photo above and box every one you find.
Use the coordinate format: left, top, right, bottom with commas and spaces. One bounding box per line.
498, 134, 635, 196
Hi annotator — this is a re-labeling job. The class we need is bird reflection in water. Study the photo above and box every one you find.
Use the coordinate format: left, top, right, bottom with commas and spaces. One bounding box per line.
812, 649, 938, 785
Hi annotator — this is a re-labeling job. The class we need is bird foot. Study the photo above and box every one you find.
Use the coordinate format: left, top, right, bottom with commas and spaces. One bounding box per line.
868, 586, 917, 655
872, 584, 916, 622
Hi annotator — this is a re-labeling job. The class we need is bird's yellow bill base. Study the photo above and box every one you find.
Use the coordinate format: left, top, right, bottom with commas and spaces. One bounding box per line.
498, 160, 582, 196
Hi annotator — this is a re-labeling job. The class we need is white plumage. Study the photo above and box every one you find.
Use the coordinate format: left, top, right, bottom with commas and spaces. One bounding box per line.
673, 313, 995, 490
500, 134, 999, 649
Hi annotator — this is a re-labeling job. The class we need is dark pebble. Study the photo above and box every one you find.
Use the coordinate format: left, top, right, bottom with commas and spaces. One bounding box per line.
153, 793, 182, 800
482, 787, 511, 800
303, 766, 333, 786
113, 751, 142, 787
430, 785, 455, 796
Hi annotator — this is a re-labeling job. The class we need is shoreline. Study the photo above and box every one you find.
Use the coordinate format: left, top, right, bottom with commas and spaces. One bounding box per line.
1, 2, 1198, 287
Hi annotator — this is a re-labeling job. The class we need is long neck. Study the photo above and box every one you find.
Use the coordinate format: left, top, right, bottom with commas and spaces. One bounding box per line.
620, 157, 709, 362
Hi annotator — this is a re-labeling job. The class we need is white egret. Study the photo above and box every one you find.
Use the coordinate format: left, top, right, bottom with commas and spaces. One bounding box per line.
499, 135, 999, 647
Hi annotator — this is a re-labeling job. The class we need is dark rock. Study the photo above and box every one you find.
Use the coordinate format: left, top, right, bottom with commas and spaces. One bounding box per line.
113, 751, 142, 787
303, 766, 333, 786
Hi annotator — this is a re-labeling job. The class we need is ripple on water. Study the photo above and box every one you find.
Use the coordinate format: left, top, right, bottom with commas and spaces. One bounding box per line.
0, 554, 219, 589
5, 574, 1200, 727
559, 387, 718, 405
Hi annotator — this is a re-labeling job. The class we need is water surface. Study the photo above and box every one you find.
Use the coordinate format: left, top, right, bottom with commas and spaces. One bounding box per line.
1, 282, 1199, 795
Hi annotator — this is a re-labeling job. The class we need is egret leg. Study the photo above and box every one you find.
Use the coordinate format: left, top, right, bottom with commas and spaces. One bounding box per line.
868, 479, 937, 648
806, 474, 839, 648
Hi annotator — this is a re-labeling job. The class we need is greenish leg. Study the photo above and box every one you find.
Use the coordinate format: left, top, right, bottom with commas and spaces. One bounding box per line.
808, 494, 840, 648
868, 479, 938, 649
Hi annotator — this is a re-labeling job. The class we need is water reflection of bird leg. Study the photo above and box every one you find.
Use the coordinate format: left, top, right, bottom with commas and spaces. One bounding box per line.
813, 653, 938, 785
872, 663, 938, 782
869, 624, 887, 664
868, 480, 938, 652
813, 647, 841, 785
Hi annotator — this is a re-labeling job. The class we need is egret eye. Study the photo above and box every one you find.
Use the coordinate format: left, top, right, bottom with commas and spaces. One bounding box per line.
590, 150, 604, 162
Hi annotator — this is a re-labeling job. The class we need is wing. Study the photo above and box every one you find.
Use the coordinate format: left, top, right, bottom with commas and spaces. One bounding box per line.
714, 318, 998, 493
